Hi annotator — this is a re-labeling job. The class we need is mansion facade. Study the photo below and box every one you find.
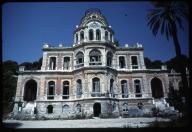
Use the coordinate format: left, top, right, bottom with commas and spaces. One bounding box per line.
12, 9, 181, 119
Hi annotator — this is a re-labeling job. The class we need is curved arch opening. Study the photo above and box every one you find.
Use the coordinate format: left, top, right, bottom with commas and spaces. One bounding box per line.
24, 79, 37, 101
151, 77, 164, 98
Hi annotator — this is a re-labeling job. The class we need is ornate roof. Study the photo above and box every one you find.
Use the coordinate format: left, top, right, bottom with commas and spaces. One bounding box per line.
79, 8, 109, 27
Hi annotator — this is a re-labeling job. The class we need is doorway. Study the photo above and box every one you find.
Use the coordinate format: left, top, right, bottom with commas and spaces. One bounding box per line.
93, 103, 101, 117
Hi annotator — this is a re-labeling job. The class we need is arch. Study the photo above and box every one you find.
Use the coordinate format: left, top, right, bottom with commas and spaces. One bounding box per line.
24, 79, 37, 101
63, 81, 69, 99
89, 49, 102, 65
93, 103, 101, 117
121, 80, 128, 98
92, 77, 100, 97
47, 105, 53, 114
62, 104, 70, 113
47, 81, 55, 99
96, 29, 101, 40
76, 79, 82, 98
134, 79, 142, 97
151, 77, 164, 98
107, 51, 113, 67
89, 29, 94, 40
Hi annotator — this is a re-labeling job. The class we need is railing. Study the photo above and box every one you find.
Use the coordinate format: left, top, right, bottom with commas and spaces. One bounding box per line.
135, 93, 142, 97
62, 95, 69, 99
47, 95, 54, 100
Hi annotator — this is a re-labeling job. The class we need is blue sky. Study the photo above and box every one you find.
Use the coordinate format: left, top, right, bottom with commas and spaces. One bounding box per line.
2, 2, 189, 64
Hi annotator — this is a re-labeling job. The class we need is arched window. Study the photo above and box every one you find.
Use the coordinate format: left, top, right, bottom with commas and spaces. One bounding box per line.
89, 49, 102, 65
89, 29, 94, 40
96, 29, 101, 40
123, 103, 128, 112
105, 31, 108, 41
63, 81, 69, 99
76, 52, 84, 68
121, 80, 128, 98
76, 79, 82, 98
63, 57, 70, 70
134, 80, 142, 97
47, 105, 53, 114
131, 56, 138, 69
80, 31, 84, 41
47, 81, 55, 100
62, 105, 70, 113
110, 79, 115, 97
49, 57, 56, 70
76, 104, 81, 113
92, 77, 100, 97
119, 56, 125, 68
107, 52, 113, 67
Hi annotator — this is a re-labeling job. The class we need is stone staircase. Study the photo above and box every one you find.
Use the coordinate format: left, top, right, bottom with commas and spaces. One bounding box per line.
22, 101, 36, 115
152, 98, 178, 117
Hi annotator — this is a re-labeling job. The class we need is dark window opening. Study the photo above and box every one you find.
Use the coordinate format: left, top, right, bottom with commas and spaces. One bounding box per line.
151, 78, 164, 98
93, 103, 101, 117
47, 81, 55, 100
119, 56, 125, 68
89, 49, 102, 65
76, 34, 78, 43
80, 31, 84, 41
49, 57, 56, 70
107, 52, 112, 67
105, 31, 108, 41
92, 78, 100, 97
63, 57, 70, 70
89, 29, 94, 40
96, 29, 101, 40
76, 52, 84, 68
135, 80, 142, 97
121, 80, 128, 98
110, 79, 115, 97
47, 105, 53, 114
131, 56, 138, 69
76, 79, 82, 98
63, 81, 69, 99
76, 104, 81, 113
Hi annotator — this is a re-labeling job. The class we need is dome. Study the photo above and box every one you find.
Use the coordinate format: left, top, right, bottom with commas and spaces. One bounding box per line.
79, 8, 109, 27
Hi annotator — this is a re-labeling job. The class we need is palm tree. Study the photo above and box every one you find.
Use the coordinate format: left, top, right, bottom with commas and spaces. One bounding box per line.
147, 0, 189, 123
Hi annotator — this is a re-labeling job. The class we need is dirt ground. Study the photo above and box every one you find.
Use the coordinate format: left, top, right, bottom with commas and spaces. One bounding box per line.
3, 117, 171, 128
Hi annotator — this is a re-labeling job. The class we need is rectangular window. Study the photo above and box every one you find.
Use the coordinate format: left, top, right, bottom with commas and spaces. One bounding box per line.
63, 57, 70, 70
119, 56, 125, 68
131, 56, 138, 69
49, 57, 56, 70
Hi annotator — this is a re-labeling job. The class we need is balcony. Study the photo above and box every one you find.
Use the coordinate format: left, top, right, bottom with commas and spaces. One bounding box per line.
89, 61, 102, 66
91, 92, 101, 97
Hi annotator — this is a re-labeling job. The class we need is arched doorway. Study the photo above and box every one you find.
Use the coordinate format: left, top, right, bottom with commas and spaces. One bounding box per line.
24, 79, 37, 101
93, 103, 101, 117
151, 77, 164, 98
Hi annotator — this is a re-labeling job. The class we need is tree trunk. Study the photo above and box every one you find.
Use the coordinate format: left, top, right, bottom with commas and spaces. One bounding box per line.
171, 20, 189, 126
